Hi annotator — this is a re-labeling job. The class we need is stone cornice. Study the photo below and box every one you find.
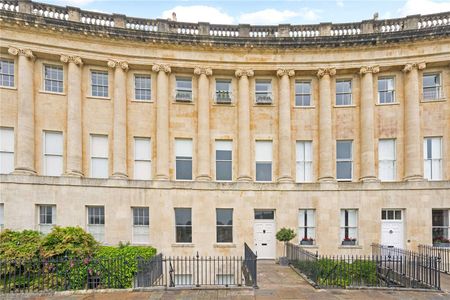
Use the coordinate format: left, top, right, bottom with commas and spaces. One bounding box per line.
60, 54, 83, 66
276, 69, 295, 77
194, 67, 213, 76
152, 64, 171, 73
235, 69, 254, 78
359, 65, 380, 75
317, 67, 336, 78
402, 62, 427, 72
8, 46, 35, 60
107, 59, 129, 71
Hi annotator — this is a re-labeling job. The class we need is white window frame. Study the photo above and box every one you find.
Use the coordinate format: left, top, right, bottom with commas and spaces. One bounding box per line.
175, 139, 193, 180
336, 140, 353, 181
296, 141, 313, 182
423, 73, 443, 101
0, 127, 14, 174
255, 79, 272, 104
134, 74, 151, 101
134, 137, 151, 180
91, 70, 109, 98
377, 76, 395, 104
255, 140, 273, 182
43, 131, 63, 176
0, 59, 14, 87
215, 79, 232, 103
336, 79, 352, 106
132, 207, 150, 244
340, 209, 358, 245
298, 209, 316, 245
38, 204, 56, 234
295, 80, 312, 107
432, 209, 450, 245
90, 134, 109, 179
87, 206, 105, 242
43, 64, 64, 93
424, 137, 442, 181
381, 209, 402, 221
215, 140, 232, 181
378, 139, 396, 181
175, 77, 193, 102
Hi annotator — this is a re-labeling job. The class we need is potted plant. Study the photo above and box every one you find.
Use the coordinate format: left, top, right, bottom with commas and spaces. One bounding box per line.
300, 237, 314, 246
341, 237, 357, 246
433, 236, 450, 247
276, 227, 296, 266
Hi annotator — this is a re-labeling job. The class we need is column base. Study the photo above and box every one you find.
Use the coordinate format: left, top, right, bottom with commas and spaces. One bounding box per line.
237, 176, 252, 182
277, 176, 294, 183
12, 167, 36, 175
195, 175, 211, 181
403, 175, 424, 182
359, 176, 379, 183
111, 172, 128, 179
155, 174, 169, 180
64, 170, 84, 178
318, 176, 335, 183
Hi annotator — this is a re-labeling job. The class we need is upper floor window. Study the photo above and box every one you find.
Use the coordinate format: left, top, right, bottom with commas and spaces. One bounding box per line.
255, 80, 272, 104
134, 137, 151, 180
378, 139, 396, 181
295, 81, 312, 106
424, 137, 442, 181
0, 59, 14, 87
43, 131, 63, 176
132, 207, 149, 244
299, 209, 316, 245
90, 134, 108, 178
91, 71, 108, 97
175, 139, 192, 180
215, 140, 232, 181
175, 77, 192, 102
0, 127, 14, 174
423, 73, 442, 100
255, 141, 272, 182
432, 209, 450, 246
216, 208, 233, 243
175, 208, 192, 243
44, 65, 63, 93
134, 75, 151, 101
296, 141, 312, 182
340, 209, 358, 246
215, 79, 232, 103
336, 140, 353, 181
38, 204, 56, 235
378, 77, 395, 104
336, 80, 352, 105
87, 206, 105, 242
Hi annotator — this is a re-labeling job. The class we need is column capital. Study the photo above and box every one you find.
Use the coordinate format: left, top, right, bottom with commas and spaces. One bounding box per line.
235, 69, 254, 78
317, 67, 336, 78
359, 65, 380, 75
194, 67, 213, 76
8, 46, 35, 60
60, 55, 83, 66
107, 59, 129, 71
152, 64, 171, 73
402, 62, 426, 73
276, 68, 295, 77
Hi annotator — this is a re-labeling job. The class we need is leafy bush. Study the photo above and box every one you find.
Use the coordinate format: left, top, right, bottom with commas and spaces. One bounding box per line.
276, 228, 296, 242
0, 229, 42, 260
40, 226, 99, 258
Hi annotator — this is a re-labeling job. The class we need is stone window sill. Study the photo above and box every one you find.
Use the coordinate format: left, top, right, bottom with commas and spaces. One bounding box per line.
172, 243, 195, 248
213, 243, 236, 248
86, 95, 111, 100
173, 101, 194, 105
338, 245, 362, 249
39, 90, 66, 96
253, 104, 275, 107
334, 104, 356, 108
299, 245, 318, 249
375, 102, 400, 106
0, 86, 17, 90
421, 98, 447, 103
213, 103, 235, 107
294, 105, 315, 109
131, 100, 153, 103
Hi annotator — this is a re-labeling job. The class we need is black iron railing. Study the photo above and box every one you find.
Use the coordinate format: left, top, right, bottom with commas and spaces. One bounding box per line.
244, 242, 258, 288
286, 243, 440, 290
419, 244, 450, 274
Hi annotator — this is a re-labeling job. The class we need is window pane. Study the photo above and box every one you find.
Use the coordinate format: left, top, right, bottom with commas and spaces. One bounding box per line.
216, 209, 233, 225
134, 161, 151, 180
175, 208, 191, 226
336, 141, 352, 159
91, 158, 108, 178
256, 163, 272, 181
216, 161, 232, 181
176, 78, 192, 90
255, 80, 271, 92
45, 155, 63, 176
255, 210, 274, 219
217, 227, 233, 243
255, 141, 272, 161
91, 135, 108, 158
0, 127, 14, 152
216, 150, 232, 161
45, 132, 63, 155
176, 159, 192, 180
0, 152, 14, 174
175, 139, 192, 157
337, 161, 352, 179
176, 226, 192, 243
135, 138, 151, 160
216, 80, 231, 91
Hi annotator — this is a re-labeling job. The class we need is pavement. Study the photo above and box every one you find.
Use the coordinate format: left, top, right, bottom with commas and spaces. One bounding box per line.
10, 261, 450, 300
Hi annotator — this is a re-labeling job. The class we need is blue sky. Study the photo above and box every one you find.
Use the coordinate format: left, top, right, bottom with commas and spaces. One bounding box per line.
45, 0, 450, 25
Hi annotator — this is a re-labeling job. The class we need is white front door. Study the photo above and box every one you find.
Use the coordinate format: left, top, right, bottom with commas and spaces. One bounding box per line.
381, 209, 404, 249
254, 221, 276, 259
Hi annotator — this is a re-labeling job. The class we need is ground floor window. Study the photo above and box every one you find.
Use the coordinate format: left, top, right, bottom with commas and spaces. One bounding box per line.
38, 204, 56, 235
87, 206, 105, 242
298, 209, 315, 245
132, 207, 149, 244
432, 209, 450, 245
340, 209, 358, 246
216, 208, 233, 243
175, 208, 192, 243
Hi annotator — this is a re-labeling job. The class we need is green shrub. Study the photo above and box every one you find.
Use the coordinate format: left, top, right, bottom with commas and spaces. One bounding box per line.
40, 226, 99, 258
0, 229, 42, 260
275, 228, 296, 242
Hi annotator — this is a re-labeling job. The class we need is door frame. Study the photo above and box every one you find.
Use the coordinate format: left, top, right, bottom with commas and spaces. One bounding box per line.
380, 209, 405, 249
253, 209, 276, 259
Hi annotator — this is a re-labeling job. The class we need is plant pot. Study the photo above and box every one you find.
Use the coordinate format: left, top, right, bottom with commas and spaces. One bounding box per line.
278, 256, 289, 266
300, 240, 314, 246
341, 240, 356, 246
434, 243, 450, 248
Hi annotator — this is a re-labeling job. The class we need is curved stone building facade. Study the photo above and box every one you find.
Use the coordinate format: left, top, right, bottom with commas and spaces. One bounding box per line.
0, 1, 449, 257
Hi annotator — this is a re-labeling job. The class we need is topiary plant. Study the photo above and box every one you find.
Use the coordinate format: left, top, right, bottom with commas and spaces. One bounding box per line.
276, 227, 297, 258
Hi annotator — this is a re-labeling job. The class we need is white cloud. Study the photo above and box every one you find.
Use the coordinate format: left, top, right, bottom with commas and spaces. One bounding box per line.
238, 8, 320, 25
336, 0, 344, 7
399, 0, 450, 16
161, 5, 234, 24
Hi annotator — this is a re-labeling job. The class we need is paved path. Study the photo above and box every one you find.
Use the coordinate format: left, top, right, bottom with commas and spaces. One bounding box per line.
14, 261, 450, 300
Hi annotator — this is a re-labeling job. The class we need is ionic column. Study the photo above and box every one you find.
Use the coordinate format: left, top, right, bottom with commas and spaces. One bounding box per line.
235, 69, 254, 182
277, 68, 295, 182
8, 47, 36, 175
194, 67, 213, 181
403, 62, 426, 181
359, 65, 379, 182
317, 67, 336, 182
152, 64, 171, 180
108, 59, 129, 179
61, 55, 83, 177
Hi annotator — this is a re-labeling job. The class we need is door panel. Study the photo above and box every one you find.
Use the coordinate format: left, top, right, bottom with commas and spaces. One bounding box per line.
381, 221, 404, 249
254, 221, 276, 259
